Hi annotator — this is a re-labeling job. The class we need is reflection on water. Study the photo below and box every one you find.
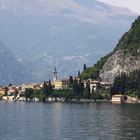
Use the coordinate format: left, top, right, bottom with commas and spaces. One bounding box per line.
0, 102, 140, 140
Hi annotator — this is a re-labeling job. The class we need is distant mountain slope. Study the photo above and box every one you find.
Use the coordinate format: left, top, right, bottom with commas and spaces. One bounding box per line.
0, 0, 135, 20
0, 0, 137, 82
81, 16, 140, 84
0, 41, 33, 85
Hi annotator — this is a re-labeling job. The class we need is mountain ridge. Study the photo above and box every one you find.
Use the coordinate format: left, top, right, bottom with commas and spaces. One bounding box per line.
0, 0, 137, 84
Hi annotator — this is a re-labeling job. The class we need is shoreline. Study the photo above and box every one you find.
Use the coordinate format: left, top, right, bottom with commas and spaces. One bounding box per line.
1, 98, 140, 104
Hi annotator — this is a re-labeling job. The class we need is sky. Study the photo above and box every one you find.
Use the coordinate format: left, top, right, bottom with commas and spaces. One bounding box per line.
98, 0, 140, 14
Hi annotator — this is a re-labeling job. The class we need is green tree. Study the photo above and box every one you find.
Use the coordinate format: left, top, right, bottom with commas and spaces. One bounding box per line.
83, 81, 90, 99
120, 73, 127, 93
43, 81, 48, 97
73, 77, 79, 98
77, 76, 84, 97
25, 88, 34, 101
78, 70, 81, 78
33, 89, 45, 102
69, 75, 73, 87
48, 80, 53, 96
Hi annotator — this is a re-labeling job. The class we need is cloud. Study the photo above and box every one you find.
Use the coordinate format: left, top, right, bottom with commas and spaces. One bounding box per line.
98, 0, 140, 14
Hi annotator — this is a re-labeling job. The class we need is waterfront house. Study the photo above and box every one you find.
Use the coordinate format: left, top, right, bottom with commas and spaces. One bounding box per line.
3, 95, 15, 101
0, 86, 6, 96
111, 94, 126, 104
111, 87, 127, 103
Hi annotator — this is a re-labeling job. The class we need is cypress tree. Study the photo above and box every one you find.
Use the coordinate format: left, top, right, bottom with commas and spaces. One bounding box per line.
43, 81, 48, 97
69, 75, 73, 87
48, 80, 53, 96
138, 70, 140, 99
83, 64, 87, 71
73, 77, 78, 98
78, 70, 81, 78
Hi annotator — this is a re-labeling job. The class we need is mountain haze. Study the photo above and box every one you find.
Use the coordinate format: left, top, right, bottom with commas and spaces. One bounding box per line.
0, 41, 32, 85
0, 0, 137, 84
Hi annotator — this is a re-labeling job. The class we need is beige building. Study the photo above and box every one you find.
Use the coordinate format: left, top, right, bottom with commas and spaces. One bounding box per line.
62, 80, 69, 89
21, 83, 41, 91
0, 87, 6, 96
53, 80, 62, 89
53, 79, 69, 90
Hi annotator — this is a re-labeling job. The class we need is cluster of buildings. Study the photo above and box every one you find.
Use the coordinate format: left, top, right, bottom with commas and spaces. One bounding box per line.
52, 67, 107, 92
0, 67, 111, 101
0, 83, 42, 101
0, 67, 70, 101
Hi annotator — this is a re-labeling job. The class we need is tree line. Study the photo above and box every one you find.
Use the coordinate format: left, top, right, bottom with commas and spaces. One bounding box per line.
113, 70, 140, 99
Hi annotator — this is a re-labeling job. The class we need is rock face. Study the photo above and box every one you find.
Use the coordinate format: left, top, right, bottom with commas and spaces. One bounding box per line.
100, 16, 140, 84
100, 50, 140, 83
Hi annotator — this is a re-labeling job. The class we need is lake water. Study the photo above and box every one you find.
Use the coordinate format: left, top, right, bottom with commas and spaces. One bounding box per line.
0, 101, 140, 140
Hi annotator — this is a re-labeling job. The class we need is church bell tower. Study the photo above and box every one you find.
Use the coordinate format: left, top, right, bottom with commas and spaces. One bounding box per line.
53, 67, 57, 82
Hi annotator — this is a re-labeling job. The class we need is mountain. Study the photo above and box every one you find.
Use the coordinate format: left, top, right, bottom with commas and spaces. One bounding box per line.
0, 40, 33, 85
81, 16, 140, 84
0, 0, 137, 83
100, 16, 140, 83
0, 0, 135, 22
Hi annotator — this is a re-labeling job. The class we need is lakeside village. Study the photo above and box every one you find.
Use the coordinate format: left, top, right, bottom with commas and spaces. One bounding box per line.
0, 67, 139, 104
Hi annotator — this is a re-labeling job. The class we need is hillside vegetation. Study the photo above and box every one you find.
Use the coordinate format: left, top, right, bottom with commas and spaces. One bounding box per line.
113, 70, 140, 98
81, 53, 112, 80
115, 16, 140, 55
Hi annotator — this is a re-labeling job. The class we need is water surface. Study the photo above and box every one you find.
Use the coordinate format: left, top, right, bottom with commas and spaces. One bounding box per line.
0, 102, 140, 140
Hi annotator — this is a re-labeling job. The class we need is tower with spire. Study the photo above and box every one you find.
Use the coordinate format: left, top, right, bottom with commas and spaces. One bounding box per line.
53, 67, 57, 82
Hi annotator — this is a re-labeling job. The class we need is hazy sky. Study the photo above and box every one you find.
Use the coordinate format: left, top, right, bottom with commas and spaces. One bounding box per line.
98, 0, 140, 14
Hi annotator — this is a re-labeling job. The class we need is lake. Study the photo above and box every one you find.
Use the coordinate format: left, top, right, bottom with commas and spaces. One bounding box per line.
0, 101, 140, 140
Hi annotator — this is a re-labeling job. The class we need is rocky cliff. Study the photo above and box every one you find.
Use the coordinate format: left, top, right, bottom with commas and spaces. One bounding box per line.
100, 16, 140, 83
